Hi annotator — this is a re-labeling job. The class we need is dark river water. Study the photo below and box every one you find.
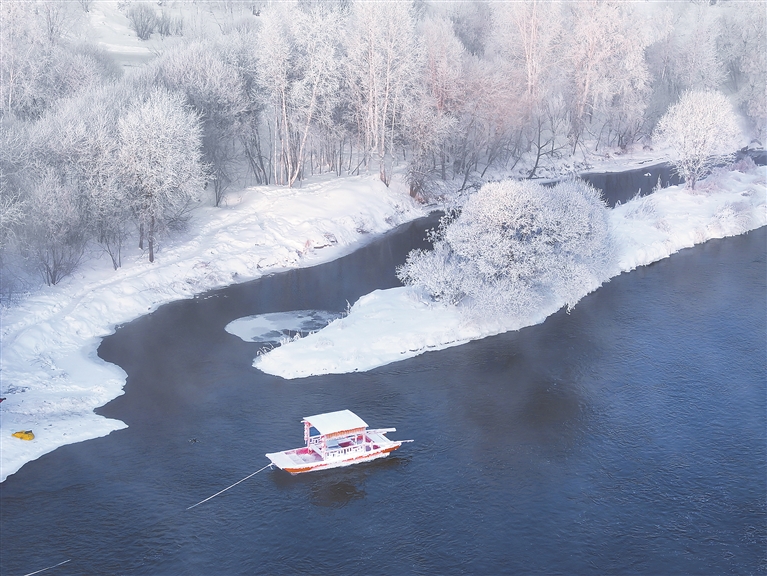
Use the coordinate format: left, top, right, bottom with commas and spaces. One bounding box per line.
1, 173, 765, 575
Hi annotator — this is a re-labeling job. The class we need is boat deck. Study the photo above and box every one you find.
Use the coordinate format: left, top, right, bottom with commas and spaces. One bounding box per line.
265, 423, 407, 473
285, 447, 324, 465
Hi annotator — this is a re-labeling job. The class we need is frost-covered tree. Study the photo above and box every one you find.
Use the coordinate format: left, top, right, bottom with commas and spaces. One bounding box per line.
62, 86, 132, 269
430, 18, 529, 186
489, 0, 565, 177
256, 4, 294, 186
407, 14, 464, 194
397, 178, 613, 318
0, 126, 26, 257
646, 2, 726, 131
653, 90, 743, 190
143, 41, 248, 205
0, 184, 25, 255
450, 1, 492, 57
0, 0, 119, 122
39, 0, 80, 44
117, 89, 205, 263
564, 0, 652, 153
344, 1, 418, 185
672, 3, 725, 93
256, 3, 344, 187
18, 167, 88, 286
126, 3, 157, 41
287, 4, 343, 187
718, 2, 766, 143
215, 26, 270, 185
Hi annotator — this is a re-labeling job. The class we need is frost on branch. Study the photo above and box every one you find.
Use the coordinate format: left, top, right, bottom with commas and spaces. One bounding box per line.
653, 90, 742, 190
397, 179, 614, 319
117, 88, 204, 263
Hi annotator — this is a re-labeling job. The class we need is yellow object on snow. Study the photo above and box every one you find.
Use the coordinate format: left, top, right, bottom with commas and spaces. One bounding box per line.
12, 430, 34, 441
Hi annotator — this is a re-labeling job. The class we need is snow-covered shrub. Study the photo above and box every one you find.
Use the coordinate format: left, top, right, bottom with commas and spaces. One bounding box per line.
653, 90, 742, 190
126, 3, 156, 41
397, 178, 614, 318
624, 195, 657, 220
731, 156, 757, 174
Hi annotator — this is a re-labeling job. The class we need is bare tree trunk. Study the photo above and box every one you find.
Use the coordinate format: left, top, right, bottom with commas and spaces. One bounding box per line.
148, 215, 155, 263
289, 79, 319, 187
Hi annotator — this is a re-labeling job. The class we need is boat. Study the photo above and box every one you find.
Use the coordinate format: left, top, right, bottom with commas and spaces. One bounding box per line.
266, 409, 411, 474
12, 430, 34, 441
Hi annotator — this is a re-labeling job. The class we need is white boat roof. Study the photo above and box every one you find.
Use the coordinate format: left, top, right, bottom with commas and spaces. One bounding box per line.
303, 410, 368, 435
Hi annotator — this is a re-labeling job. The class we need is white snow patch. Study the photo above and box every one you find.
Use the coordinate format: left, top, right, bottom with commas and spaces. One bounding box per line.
0, 174, 423, 482
255, 166, 767, 380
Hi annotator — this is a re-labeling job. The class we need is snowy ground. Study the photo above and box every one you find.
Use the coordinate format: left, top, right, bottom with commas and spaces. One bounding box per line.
254, 165, 767, 379
0, 174, 423, 482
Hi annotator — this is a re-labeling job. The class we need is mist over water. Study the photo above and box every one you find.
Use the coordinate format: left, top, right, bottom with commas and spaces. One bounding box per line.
1, 187, 764, 574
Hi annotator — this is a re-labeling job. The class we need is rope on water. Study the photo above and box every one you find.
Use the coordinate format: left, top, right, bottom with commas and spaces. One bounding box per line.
20, 462, 274, 574
186, 463, 273, 510
22, 559, 71, 576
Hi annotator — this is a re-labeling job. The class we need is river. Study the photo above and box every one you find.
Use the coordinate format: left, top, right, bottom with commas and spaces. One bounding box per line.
0, 169, 764, 575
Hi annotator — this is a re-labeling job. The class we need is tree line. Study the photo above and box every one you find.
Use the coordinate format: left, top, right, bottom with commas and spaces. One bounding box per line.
0, 0, 764, 297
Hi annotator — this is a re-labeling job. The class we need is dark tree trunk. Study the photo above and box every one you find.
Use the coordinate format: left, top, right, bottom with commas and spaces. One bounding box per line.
148, 215, 155, 263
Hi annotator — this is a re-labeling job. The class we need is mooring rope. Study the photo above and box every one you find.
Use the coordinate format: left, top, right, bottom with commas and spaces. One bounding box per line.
186, 463, 273, 510
21, 559, 71, 576
20, 463, 274, 575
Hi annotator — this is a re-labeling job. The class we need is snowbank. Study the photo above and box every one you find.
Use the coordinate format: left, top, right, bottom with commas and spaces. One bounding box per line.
254, 167, 766, 379
0, 174, 424, 482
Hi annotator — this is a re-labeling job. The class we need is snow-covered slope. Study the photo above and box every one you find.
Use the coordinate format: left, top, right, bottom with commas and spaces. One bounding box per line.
0, 174, 423, 482
253, 166, 766, 379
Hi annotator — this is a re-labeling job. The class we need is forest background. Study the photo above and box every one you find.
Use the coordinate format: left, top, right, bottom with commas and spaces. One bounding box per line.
1, 0, 764, 299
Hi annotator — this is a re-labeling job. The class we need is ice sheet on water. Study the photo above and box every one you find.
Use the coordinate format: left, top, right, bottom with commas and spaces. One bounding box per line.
225, 310, 342, 343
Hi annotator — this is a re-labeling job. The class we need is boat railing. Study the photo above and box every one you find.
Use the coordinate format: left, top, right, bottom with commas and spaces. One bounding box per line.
306, 428, 398, 458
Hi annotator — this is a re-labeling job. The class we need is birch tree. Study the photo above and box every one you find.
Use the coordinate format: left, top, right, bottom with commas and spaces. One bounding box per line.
407, 15, 463, 194
564, 0, 651, 153
286, 4, 342, 186
490, 0, 565, 177
344, 1, 418, 185
256, 4, 295, 186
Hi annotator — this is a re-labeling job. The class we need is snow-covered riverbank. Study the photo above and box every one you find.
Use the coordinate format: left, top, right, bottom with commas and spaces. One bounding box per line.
2, 158, 764, 483
0, 174, 423, 482
254, 166, 767, 379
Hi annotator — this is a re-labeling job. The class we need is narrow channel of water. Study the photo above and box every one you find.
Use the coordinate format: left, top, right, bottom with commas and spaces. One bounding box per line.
0, 175, 764, 575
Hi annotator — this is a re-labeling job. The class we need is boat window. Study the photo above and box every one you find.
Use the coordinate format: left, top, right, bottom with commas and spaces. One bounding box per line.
308, 426, 319, 437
